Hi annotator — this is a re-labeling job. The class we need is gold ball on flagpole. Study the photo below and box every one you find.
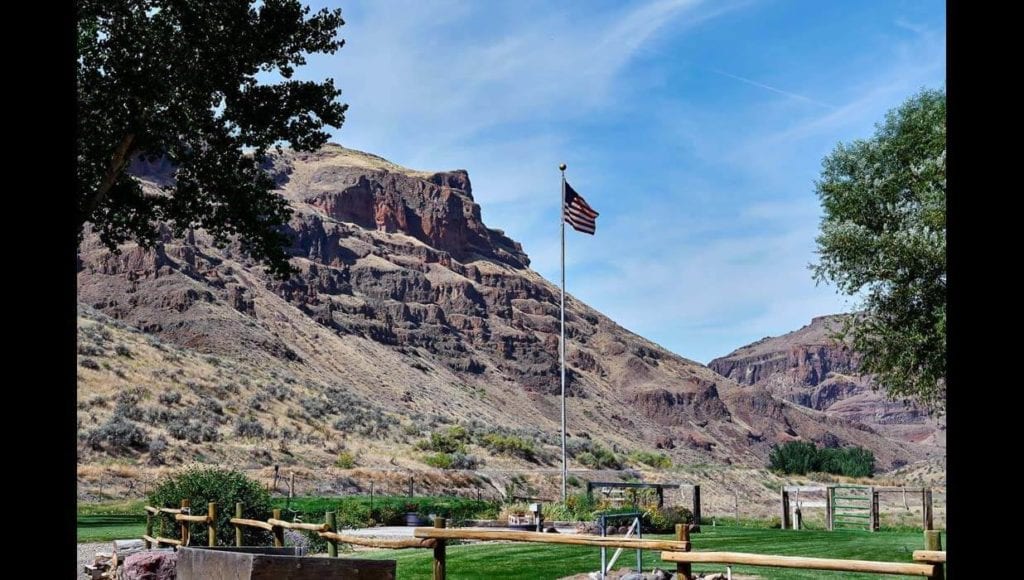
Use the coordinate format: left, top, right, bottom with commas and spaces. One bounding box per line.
559, 163, 567, 171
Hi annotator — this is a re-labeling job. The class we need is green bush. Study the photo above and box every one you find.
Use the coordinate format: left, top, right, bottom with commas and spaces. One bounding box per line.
335, 451, 356, 469
768, 441, 875, 477
416, 426, 470, 454
543, 493, 598, 521
149, 467, 272, 546
643, 505, 693, 532
480, 434, 535, 461
628, 451, 672, 469
425, 452, 454, 469
576, 445, 622, 469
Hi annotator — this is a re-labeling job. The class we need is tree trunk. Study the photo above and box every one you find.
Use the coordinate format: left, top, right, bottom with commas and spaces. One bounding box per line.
79, 133, 136, 227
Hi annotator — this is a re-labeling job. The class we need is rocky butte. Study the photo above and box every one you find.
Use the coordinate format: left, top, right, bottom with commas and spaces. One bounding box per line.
77, 145, 941, 492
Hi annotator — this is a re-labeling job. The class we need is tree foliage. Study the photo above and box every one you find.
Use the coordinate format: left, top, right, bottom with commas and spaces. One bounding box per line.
149, 466, 272, 546
77, 0, 348, 278
812, 88, 946, 412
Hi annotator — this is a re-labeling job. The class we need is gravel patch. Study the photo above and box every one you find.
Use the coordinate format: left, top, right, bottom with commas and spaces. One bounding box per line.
77, 542, 110, 578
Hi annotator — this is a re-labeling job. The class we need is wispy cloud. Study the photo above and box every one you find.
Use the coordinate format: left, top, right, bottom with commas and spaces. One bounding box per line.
304, 1, 944, 363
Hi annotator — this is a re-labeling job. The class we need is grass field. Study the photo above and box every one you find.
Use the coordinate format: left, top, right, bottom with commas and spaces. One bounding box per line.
349, 527, 937, 580
78, 499, 147, 542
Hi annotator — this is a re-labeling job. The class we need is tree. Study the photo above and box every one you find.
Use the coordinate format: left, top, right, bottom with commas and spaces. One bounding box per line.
812, 88, 946, 412
77, 0, 348, 278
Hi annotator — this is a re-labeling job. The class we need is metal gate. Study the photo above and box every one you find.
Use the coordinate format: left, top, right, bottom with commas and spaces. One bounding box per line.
829, 485, 874, 531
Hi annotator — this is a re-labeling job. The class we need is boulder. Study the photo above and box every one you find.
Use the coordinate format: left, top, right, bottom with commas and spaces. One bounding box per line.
122, 550, 177, 580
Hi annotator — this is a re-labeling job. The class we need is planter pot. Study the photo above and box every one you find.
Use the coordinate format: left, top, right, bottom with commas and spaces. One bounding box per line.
405, 513, 426, 527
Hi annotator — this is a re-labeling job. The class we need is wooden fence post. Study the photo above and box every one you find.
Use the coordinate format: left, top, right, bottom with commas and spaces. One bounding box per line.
924, 530, 944, 580
235, 502, 244, 547
923, 489, 934, 531
144, 511, 153, 549
208, 502, 217, 547
781, 490, 791, 530
871, 490, 880, 532
180, 499, 191, 546
433, 517, 447, 580
675, 523, 692, 580
692, 485, 702, 531
825, 487, 833, 531
326, 511, 338, 558
272, 508, 284, 547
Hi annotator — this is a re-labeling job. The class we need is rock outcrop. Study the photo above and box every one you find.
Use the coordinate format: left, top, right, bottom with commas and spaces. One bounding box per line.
708, 315, 945, 449
76, 145, 935, 471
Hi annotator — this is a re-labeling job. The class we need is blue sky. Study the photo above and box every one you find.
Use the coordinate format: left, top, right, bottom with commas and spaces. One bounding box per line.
296, 0, 945, 363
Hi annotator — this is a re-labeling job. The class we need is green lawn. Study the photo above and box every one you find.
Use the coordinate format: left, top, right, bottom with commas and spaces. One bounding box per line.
78, 499, 148, 543
77, 515, 147, 543
349, 527, 938, 580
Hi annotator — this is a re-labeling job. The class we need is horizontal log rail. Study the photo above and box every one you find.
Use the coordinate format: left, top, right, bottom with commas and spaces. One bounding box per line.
229, 517, 274, 532
319, 531, 436, 549
175, 514, 212, 523
266, 518, 330, 532
144, 506, 183, 515
659, 551, 935, 577
414, 527, 691, 551
142, 534, 183, 547
913, 550, 946, 563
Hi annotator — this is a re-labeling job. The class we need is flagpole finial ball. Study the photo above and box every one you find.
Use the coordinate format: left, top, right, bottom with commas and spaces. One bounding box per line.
559, 163, 567, 171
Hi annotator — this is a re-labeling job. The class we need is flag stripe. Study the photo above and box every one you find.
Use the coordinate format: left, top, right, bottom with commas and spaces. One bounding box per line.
563, 180, 598, 235
570, 198, 598, 218
566, 206, 595, 222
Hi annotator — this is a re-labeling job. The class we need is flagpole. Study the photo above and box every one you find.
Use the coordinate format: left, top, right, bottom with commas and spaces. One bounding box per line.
559, 162, 568, 502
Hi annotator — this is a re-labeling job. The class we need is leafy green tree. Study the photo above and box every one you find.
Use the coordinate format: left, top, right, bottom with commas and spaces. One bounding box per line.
77, 0, 348, 278
812, 88, 946, 412
768, 440, 819, 475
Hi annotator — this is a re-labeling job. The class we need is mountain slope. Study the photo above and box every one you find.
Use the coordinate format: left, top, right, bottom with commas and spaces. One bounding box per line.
708, 315, 945, 452
76, 145, 933, 478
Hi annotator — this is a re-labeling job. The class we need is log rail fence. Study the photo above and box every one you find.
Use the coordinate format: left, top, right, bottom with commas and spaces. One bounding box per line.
143, 500, 946, 580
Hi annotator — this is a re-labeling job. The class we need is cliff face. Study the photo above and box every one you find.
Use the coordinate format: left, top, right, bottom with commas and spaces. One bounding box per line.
708, 315, 945, 450
76, 146, 935, 472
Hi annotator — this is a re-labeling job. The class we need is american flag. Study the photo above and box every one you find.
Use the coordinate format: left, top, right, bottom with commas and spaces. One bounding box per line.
563, 181, 599, 235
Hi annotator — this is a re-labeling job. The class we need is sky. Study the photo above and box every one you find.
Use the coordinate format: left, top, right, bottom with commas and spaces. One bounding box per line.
295, 0, 946, 364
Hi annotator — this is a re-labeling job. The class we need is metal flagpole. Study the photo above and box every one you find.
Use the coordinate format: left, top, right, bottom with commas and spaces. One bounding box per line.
559, 162, 568, 502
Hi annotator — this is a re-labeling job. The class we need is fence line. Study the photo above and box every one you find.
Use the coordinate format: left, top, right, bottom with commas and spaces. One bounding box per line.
143, 500, 947, 580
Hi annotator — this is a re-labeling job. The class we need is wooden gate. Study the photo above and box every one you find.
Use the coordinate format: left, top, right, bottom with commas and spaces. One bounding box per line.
829, 485, 876, 531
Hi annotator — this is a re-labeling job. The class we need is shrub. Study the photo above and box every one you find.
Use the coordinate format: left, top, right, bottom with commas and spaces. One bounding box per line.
543, 492, 598, 521
114, 389, 145, 421
335, 451, 356, 469
424, 453, 454, 469
158, 391, 182, 406
115, 344, 133, 357
576, 445, 622, 469
628, 451, 672, 469
149, 467, 272, 546
78, 344, 105, 356
86, 416, 149, 453
80, 358, 101, 370
234, 417, 266, 438
416, 426, 470, 454
167, 417, 219, 443
480, 434, 535, 461
148, 436, 168, 466
643, 506, 693, 532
